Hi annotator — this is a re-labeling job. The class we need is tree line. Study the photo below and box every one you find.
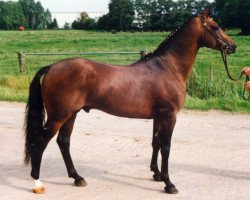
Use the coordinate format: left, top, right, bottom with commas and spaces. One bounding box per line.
0, 0, 249, 34
72, 0, 250, 34
0, 0, 57, 30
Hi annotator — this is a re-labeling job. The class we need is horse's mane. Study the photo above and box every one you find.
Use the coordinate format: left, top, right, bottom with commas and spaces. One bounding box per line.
139, 15, 198, 62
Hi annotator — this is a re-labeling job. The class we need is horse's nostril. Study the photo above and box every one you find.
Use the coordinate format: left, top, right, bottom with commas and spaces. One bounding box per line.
231, 45, 236, 53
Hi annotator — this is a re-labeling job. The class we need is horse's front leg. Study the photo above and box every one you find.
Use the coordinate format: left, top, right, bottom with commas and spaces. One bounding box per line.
159, 111, 178, 194
150, 119, 162, 181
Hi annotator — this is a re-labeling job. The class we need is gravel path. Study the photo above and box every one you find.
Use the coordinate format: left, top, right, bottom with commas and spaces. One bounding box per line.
0, 102, 249, 200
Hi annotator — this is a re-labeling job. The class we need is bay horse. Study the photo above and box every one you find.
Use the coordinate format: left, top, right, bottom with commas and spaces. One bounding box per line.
24, 9, 236, 194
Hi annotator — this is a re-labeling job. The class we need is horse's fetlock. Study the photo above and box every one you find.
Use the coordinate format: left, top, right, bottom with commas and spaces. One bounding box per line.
150, 164, 159, 172
161, 174, 170, 182
68, 168, 78, 178
31, 170, 40, 180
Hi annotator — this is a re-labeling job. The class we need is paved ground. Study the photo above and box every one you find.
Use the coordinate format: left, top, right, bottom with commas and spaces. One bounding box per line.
0, 102, 249, 200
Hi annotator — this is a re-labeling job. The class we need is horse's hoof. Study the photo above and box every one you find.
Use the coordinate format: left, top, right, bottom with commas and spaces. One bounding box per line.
153, 173, 163, 182
164, 185, 179, 194
74, 179, 87, 187
33, 186, 46, 194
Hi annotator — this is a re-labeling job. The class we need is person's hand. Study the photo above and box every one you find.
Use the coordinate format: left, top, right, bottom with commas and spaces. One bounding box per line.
242, 67, 250, 76
245, 81, 250, 92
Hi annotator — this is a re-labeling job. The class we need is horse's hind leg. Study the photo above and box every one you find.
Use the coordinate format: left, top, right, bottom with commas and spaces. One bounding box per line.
30, 131, 51, 194
150, 119, 162, 181
57, 113, 87, 187
31, 116, 70, 194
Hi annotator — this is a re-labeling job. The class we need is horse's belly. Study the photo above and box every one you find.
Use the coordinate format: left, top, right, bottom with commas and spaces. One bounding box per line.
100, 107, 154, 119
91, 97, 154, 119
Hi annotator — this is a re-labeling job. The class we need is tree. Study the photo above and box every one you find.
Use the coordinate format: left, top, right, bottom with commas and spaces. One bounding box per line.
0, 1, 26, 30
72, 12, 97, 30
97, 14, 110, 30
107, 0, 135, 31
153, 0, 175, 30
19, 0, 36, 29
63, 22, 70, 30
47, 18, 58, 29
192, 0, 212, 14
33, 1, 47, 29
134, 0, 175, 31
238, 1, 250, 34
134, 0, 211, 31
44, 9, 53, 28
19, 0, 52, 29
133, 0, 149, 30
0, 0, 51, 30
214, 0, 250, 34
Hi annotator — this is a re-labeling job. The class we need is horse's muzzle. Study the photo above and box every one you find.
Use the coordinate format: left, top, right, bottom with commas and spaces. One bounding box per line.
229, 44, 236, 53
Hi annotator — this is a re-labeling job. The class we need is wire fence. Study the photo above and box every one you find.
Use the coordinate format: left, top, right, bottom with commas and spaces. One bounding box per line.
17, 50, 247, 100
17, 51, 147, 74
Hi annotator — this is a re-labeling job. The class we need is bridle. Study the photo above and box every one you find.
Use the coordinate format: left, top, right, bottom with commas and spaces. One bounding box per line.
199, 15, 249, 100
201, 17, 230, 54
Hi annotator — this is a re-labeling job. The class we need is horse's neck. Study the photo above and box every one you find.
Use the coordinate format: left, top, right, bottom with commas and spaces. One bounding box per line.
158, 21, 201, 81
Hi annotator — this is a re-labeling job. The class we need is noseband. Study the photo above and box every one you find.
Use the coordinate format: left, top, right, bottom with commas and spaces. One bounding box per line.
199, 16, 249, 100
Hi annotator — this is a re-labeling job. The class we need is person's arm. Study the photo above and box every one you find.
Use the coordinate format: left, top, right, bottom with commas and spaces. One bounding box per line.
245, 81, 250, 91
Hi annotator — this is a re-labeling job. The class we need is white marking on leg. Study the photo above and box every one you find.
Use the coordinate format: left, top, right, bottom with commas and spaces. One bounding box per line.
32, 178, 46, 194
154, 132, 159, 137
33, 179, 44, 188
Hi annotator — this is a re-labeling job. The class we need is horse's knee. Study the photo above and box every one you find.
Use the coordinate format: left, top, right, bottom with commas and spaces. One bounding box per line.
152, 139, 160, 148
161, 145, 170, 155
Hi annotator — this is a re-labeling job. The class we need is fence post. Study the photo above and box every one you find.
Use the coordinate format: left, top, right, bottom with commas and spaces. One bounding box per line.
140, 50, 147, 58
209, 66, 213, 81
18, 51, 25, 73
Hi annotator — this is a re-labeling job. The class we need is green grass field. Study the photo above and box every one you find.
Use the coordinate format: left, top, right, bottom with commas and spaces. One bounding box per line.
0, 30, 250, 112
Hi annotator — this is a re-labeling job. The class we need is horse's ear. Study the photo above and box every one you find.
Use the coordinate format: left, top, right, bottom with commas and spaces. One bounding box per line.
206, 7, 212, 16
200, 7, 211, 17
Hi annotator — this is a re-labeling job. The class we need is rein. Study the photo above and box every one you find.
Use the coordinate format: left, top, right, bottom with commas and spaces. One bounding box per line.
200, 16, 250, 100
220, 51, 250, 100
220, 51, 243, 81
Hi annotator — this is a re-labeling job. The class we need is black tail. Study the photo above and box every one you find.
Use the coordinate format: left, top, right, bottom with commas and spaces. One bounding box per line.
24, 66, 50, 165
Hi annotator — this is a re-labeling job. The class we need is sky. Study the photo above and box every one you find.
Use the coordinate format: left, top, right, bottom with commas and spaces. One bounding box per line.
4, 0, 110, 12
40, 0, 110, 12
44, 0, 110, 27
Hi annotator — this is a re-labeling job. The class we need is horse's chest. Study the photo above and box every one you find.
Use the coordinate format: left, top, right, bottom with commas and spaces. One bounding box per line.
155, 82, 186, 110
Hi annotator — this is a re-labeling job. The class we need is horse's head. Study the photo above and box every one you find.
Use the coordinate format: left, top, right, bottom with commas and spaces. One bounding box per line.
197, 8, 236, 54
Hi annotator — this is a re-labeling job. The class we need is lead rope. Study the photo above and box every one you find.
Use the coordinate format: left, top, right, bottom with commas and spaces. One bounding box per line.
243, 75, 250, 100
220, 51, 250, 100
